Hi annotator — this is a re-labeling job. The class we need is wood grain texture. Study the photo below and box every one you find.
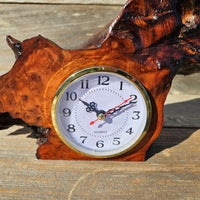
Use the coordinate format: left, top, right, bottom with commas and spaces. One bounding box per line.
164, 95, 200, 128
85, 0, 200, 76
0, 126, 199, 199
0, 34, 171, 161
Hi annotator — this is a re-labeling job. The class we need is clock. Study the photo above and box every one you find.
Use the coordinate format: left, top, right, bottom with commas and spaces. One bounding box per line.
51, 67, 152, 158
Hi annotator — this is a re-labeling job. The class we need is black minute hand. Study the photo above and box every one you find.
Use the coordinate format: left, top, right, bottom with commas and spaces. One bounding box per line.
90, 96, 133, 125
107, 97, 137, 115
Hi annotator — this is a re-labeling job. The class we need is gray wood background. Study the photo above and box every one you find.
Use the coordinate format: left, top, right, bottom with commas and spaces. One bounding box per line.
0, 1, 199, 199
0, 0, 126, 4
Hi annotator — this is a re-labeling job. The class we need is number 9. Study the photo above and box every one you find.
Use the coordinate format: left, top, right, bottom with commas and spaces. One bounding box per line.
63, 108, 71, 117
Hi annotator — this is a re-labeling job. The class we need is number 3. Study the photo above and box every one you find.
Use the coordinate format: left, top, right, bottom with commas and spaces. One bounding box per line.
132, 111, 141, 120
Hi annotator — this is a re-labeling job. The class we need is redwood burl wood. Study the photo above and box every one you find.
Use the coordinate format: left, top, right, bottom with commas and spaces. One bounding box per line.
0, 0, 199, 160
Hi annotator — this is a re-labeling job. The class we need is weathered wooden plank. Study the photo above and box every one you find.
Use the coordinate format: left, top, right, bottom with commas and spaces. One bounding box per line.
169, 74, 200, 96
0, 126, 199, 199
0, 4, 121, 74
164, 94, 200, 128
0, 0, 126, 5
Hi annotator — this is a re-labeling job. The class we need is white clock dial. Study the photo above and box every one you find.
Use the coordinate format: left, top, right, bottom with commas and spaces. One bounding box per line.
52, 67, 151, 158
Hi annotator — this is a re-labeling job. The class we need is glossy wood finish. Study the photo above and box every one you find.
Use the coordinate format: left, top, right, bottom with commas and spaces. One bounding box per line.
0, 0, 199, 160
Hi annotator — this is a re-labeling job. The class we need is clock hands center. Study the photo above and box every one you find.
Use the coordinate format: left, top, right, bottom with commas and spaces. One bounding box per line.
90, 96, 133, 125
79, 99, 106, 117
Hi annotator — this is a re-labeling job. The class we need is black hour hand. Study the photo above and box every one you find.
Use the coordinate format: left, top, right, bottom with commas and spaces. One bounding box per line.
79, 99, 98, 113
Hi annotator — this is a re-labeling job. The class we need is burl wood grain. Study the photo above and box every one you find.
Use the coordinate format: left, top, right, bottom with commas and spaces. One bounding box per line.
0, 0, 199, 160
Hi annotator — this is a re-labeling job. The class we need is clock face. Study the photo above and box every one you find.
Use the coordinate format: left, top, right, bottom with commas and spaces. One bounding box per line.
52, 67, 151, 158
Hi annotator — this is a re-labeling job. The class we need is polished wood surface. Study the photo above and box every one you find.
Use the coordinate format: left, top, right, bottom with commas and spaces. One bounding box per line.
0, 1, 199, 199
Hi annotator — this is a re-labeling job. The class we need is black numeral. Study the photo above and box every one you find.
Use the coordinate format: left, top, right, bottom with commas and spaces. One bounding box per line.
98, 76, 110, 85
132, 111, 141, 120
119, 81, 123, 90
126, 127, 134, 135
81, 79, 89, 89
63, 108, 71, 117
80, 136, 87, 144
67, 124, 76, 132
113, 137, 120, 145
66, 92, 77, 101
130, 95, 137, 103
96, 140, 104, 148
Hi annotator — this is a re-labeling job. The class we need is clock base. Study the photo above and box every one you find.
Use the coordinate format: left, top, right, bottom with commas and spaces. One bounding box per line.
36, 131, 147, 161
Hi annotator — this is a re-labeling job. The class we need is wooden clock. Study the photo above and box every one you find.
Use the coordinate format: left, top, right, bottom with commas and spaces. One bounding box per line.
0, 0, 199, 161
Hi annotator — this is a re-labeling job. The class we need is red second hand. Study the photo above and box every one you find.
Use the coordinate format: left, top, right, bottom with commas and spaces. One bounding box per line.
89, 96, 133, 125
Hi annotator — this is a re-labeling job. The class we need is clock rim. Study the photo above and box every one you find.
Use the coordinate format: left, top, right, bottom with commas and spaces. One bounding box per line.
51, 66, 152, 158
